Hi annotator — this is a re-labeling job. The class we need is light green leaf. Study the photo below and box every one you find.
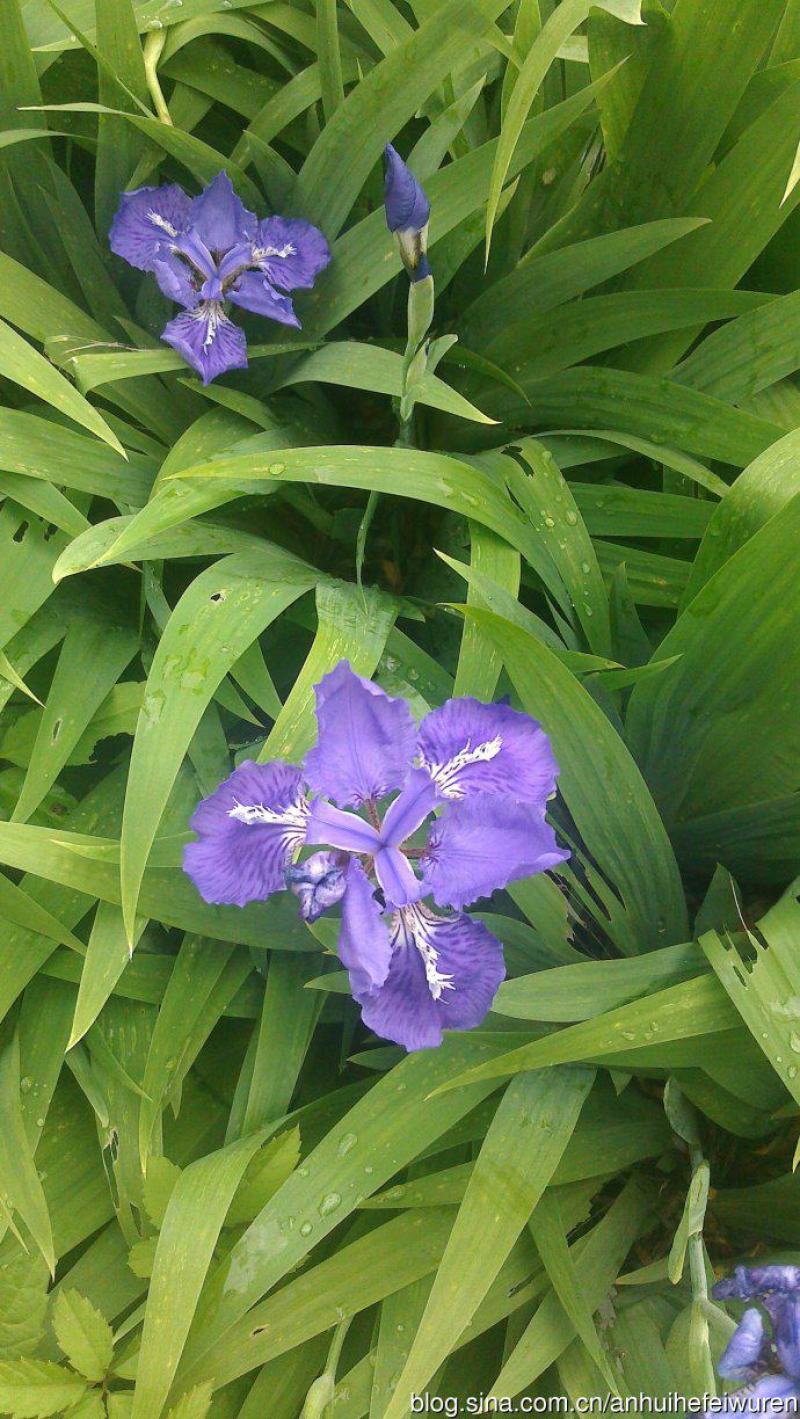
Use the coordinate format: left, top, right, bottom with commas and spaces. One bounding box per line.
0, 1359, 87, 1418
51, 1291, 114, 1383
383, 1067, 595, 1418
131, 1130, 272, 1419
0, 1035, 55, 1275
0, 318, 123, 455
120, 547, 316, 938
165, 1385, 213, 1419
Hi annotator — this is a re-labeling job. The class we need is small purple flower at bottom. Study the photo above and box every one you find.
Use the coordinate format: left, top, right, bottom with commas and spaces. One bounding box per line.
109, 172, 330, 383
707, 1266, 800, 1414
183, 662, 568, 1051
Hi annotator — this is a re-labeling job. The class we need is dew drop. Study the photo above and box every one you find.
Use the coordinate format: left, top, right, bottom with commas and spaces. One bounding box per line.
581, 561, 591, 574
620, 1030, 636, 1041
318, 1192, 342, 1217
269, 462, 286, 476
364, 1164, 374, 1175
20, 1077, 32, 1093
544, 516, 555, 529
337, 1132, 358, 1157
565, 510, 578, 525
299, 1221, 313, 1236
789, 1066, 798, 1080
790, 1032, 800, 1054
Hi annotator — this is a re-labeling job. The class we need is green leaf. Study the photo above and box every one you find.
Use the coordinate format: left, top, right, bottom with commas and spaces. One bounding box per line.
465, 608, 687, 953
383, 1067, 595, 1418
0, 1359, 87, 1418
131, 1129, 278, 1419
295, 0, 510, 237
488, 1180, 653, 1401
485, 0, 644, 256
627, 492, 800, 823
51, 1291, 114, 1383
226, 1129, 301, 1227
142, 1157, 182, 1230
175, 1035, 513, 1392
668, 1160, 710, 1284
0, 1253, 49, 1361
165, 1385, 213, 1419
432, 974, 737, 1095
0, 318, 124, 455
120, 547, 316, 938
529, 1191, 619, 1394
453, 525, 520, 701
0, 1035, 55, 1275
495, 942, 706, 1022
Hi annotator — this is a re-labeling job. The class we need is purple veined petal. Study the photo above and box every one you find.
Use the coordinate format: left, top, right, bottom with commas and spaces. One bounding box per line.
189, 171, 257, 253
306, 798, 380, 854
358, 904, 505, 1052
718, 1310, 769, 1382
416, 696, 560, 803
152, 249, 199, 309
772, 1297, 800, 1382
304, 661, 417, 808
252, 215, 331, 291
383, 144, 430, 235
374, 846, 422, 909
421, 792, 569, 911
109, 183, 191, 271
227, 270, 300, 327
716, 1268, 800, 1303
701, 1376, 800, 1417
285, 849, 348, 923
183, 760, 309, 907
162, 303, 248, 385
379, 768, 437, 848
338, 858, 393, 996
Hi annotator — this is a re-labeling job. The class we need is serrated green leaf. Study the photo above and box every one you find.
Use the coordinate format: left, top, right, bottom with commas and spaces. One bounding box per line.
0, 1358, 87, 1418
51, 1291, 114, 1382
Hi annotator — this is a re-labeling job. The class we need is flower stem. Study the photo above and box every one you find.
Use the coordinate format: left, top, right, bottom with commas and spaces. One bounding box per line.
143, 30, 173, 126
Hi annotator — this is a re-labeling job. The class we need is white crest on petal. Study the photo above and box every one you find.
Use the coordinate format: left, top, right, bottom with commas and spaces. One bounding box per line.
252, 243, 296, 261
418, 735, 503, 799
394, 903, 455, 1001
228, 794, 309, 856
147, 210, 179, 238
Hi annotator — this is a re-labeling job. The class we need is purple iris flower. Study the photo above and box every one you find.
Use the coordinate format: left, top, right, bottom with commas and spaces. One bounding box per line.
183, 661, 568, 1051
384, 144, 431, 282
109, 172, 330, 384
708, 1266, 800, 1414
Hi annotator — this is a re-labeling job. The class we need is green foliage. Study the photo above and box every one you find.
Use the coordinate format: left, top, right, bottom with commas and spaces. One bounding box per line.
1, 0, 800, 1413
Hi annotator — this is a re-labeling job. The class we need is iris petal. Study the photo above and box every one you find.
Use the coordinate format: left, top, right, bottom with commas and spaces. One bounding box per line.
109, 183, 191, 271
422, 793, 569, 911
227, 270, 300, 326
183, 760, 308, 906
718, 1309, 769, 1381
189, 172, 257, 252
306, 798, 380, 854
162, 303, 248, 385
338, 859, 393, 996
416, 697, 560, 803
253, 215, 331, 291
304, 661, 416, 808
358, 905, 505, 1051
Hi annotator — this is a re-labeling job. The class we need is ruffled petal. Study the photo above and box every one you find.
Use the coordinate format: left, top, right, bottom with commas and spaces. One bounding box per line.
374, 846, 422, 908
306, 798, 380, 854
162, 303, 248, 385
359, 905, 504, 1050
416, 697, 560, 803
189, 171, 256, 253
226, 270, 300, 326
285, 849, 348, 922
252, 215, 331, 291
718, 1310, 769, 1382
304, 661, 416, 808
338, 859, 392, 996
703, 1377, 800, 1417
421, 793, 569, 911
109, 183, 191, 271
183, 760, 309, 906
